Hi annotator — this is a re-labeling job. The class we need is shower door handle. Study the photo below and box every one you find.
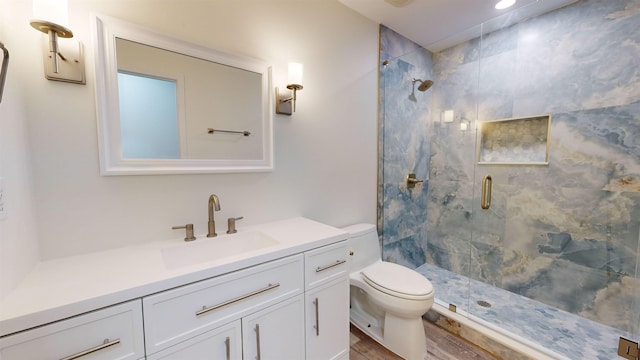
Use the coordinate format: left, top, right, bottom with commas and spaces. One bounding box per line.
481, 175, 492, 210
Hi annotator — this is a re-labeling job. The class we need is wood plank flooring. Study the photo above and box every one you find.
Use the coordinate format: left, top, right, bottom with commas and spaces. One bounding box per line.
349, 320, 499, 360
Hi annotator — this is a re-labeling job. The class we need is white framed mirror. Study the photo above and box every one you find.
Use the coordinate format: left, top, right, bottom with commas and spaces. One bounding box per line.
92, 14, 273, 175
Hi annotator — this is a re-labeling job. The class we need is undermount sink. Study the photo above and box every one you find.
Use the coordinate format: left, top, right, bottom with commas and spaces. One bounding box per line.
162, 231, 279, 269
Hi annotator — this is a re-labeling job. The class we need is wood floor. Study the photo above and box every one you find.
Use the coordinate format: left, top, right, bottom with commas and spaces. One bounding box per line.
349, 320, 498, 360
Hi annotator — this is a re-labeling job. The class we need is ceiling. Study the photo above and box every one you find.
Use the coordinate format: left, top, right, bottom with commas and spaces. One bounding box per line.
338, 0, 578, 52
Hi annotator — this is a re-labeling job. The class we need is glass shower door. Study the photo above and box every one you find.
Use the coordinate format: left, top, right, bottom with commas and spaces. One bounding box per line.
378, 26, 476, 314
465, 2, 640, 357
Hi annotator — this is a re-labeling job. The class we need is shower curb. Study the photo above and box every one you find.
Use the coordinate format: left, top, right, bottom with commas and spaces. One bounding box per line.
424, 303, 567, 360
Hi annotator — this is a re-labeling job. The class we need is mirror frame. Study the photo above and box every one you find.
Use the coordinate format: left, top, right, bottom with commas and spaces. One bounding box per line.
92, 14, 273, 175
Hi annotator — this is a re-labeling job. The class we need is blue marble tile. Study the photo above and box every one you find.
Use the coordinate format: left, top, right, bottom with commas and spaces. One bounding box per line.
380, 25, 424, 62
416, 263, 633, 359
382, 235, 426, 268
512, 0, 640, 115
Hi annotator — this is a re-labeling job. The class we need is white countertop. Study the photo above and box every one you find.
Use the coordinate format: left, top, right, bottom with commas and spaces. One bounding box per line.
0, 217, 348, 337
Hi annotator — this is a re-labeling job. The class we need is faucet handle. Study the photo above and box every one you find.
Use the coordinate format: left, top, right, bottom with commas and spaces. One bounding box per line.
227, 217, 244, 234
172, 223, 196, 242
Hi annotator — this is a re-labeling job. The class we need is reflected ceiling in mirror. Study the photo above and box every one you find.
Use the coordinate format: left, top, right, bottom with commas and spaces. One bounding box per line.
92, 14, 273, 175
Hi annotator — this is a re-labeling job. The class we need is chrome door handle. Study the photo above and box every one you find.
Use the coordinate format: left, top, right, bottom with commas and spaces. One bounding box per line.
225, 336, 230, 360
481, 175, 492, 210
255, 324, 262, 360
313, 297, 320, 336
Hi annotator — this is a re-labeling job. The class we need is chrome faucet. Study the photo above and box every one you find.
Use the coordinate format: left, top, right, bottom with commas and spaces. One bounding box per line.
207, 194, 221, 237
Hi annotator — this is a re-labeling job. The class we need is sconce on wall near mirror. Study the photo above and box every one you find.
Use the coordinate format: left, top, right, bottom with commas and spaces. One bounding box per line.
29, 0, 85, 84
275, 62, 303, 115
0, 42, 8, 103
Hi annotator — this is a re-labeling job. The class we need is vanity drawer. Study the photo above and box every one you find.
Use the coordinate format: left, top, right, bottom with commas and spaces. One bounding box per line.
305, 240, 349, 289
143, 254, 304, 355
0, 300, 144, 360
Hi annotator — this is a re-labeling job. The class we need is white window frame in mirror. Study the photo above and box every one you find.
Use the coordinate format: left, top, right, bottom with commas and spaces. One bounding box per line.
92, 14, 273, 175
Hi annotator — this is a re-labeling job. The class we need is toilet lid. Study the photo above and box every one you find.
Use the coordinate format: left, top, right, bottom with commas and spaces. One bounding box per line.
361, 262, 434, 300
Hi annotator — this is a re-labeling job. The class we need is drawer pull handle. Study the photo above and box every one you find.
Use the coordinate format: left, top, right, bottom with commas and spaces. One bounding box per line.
313, 297, 320, 336
59, 338, 120, 360
196, 283, 281, 317
315, 259, 346, 273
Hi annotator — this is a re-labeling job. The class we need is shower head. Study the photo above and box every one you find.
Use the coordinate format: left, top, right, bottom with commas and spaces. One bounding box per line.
412, 78, 434, 92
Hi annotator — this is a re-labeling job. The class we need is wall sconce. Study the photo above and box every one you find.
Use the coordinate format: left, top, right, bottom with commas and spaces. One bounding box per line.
0, 42, 8, 104
275, 62, 303, 115
30, 0, 85, 84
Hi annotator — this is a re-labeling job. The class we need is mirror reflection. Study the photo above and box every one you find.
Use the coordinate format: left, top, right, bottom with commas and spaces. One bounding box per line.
93, 14, 273, 175
116, 38, 263, 161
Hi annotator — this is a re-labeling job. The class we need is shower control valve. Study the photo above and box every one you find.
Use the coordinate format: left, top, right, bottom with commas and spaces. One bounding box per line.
406, 173, 424, 189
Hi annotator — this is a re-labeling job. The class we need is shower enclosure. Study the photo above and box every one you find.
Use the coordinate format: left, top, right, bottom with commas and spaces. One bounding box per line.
378, 1, 640, 358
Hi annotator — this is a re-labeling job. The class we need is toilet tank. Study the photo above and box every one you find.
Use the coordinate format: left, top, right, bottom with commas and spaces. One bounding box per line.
342, 224, 380, 272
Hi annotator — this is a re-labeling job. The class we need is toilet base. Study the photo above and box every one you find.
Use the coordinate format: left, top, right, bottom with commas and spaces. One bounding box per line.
350, 309, 427, 360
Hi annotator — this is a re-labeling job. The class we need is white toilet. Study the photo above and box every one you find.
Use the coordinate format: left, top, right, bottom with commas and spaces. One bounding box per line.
345, 224, 434, 360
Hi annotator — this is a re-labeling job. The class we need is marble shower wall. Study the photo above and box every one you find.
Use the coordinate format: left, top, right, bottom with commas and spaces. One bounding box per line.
378, 26, 434, 268
379, 0, 640, 334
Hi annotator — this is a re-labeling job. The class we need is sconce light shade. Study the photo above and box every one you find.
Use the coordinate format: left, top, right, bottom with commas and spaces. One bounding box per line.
276, 62, 304, 115
0, 42, 8, 104
495, 0, 516, 9
29, 0, 85, 84
287, 62, 303, 87
33, 0, 69, 26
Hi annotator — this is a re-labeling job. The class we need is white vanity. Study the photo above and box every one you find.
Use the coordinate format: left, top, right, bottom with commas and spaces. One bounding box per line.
0, 217, 350, 360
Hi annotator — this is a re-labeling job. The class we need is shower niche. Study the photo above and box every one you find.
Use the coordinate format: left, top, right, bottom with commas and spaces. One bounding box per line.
477, 114, 551, 165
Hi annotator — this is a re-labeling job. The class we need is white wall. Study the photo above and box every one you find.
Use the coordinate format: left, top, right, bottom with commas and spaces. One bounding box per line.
1, 0, 378, 266
0, 0, 41, 300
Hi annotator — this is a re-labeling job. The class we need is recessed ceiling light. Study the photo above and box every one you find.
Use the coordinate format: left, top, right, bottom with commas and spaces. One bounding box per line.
384, 0, 414, 8
495, 0, 516, 9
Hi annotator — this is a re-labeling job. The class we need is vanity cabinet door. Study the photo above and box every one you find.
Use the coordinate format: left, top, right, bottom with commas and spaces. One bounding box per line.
147, 320, 241, 360
241, 294, 305, 360
0, 300, 144, 360
305, 277, 350, 360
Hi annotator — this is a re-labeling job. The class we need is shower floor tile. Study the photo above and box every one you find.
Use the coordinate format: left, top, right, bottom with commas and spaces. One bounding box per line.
415, 263, 629, 359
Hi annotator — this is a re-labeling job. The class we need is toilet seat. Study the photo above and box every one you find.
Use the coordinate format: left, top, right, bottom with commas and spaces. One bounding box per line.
361, 262, 433, 300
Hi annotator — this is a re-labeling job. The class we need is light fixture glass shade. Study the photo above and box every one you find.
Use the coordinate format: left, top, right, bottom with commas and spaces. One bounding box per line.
495, 0, 516, 10
288, 62, 303, 86
32, 0, 69, 27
